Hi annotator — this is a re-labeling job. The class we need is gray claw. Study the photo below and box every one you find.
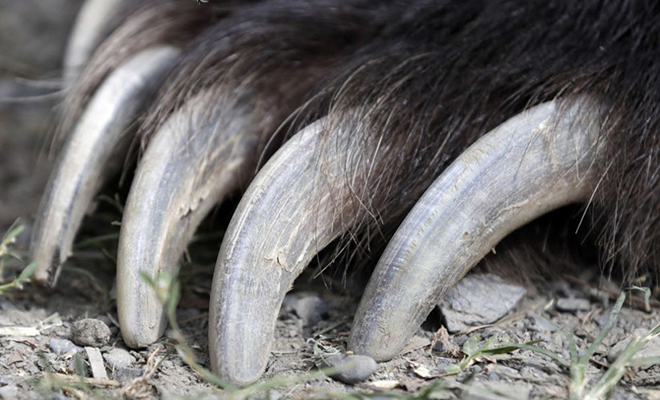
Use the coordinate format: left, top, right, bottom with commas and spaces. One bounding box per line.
349, 98, 605, 361
117, 91, 262, 348
209, 117, 362, 386
30, 46, 179, 286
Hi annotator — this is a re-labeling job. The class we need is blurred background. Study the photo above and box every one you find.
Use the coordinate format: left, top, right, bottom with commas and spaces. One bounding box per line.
0, 0, 82, 232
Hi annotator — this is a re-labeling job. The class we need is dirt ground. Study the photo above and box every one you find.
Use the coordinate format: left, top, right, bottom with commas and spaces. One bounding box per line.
0, 2, 658, 399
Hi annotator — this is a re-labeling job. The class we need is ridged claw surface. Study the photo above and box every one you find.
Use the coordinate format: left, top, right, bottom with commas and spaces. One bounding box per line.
30, 46, 179, 286
209, 118, 361, 386
117, 92, 260, 347
349, 99, 604, 360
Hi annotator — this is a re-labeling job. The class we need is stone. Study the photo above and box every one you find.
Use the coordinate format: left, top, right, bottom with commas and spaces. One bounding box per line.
465, 382, 532, 400
104, 348, 136, 369
490, 365, 521, 379
0, 385, 18, 400
438, 274, 526, 332
556, 298, 591, 312
71, 318, 111, 347
323, 354, 378, 384
114, 367, 145, 382
527, 313, 557, 332
48, 338, 83, 355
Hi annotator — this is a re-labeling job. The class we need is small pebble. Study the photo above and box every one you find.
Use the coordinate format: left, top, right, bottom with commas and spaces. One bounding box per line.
71, 318, 112, 347
555, 298, 590, 312
434, 357, 454, 374
49, 338, 83, 355
520, 366, 548, 381
465, 382, 531, 400
268, 391, 283, 400
0, 385, 18, 400
323, 354, 377, 384
527, 313, 557, 333
104, 348, 136, 369
0, 299, 17, 312
595, 309, 612, 327
490, 365, 521, 379
114, 366, 145, 382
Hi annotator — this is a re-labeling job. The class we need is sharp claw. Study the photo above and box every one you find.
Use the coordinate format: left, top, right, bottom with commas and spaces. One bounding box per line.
63, 0, 125, 85
30, 46, 179, 286
117, 92, 260, 348
209, 117, 360, 386
349, 98, 605, 361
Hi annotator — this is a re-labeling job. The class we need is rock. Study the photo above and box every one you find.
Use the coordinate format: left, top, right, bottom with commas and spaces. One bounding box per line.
520, 366, 548, 382
282, 293, 328, 328
0, 299, 17, 312
489, 365, 521, 379
401, 335, 432, 355
0, 385, 18, 400
267, 391, 283, 400
363, 380, 399, 391
434, 357, 454, 374
323, 354, 378, 384
114, 367, 145, 382
104, 348, 136, 369
607, 328, 660, 363
555, 298, 590, 312
465, 382, 532, 400
71, 318, 111, 347
527, 313, 557, 332
48, 338, 83, 355
595, 309, 612, 327
438, 274, 526, 332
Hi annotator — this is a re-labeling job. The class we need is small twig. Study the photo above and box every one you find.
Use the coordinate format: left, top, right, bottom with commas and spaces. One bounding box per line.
47, 373, 120, 387
120, 348, 163, 399
62, 387, 86, 399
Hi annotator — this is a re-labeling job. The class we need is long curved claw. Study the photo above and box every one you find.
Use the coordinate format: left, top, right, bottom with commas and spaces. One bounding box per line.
63, 0, 124, 85
349, 98, 605, 361
30, 46, 180, 286
117, 93, 261, 348
209, 118, 360, 386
